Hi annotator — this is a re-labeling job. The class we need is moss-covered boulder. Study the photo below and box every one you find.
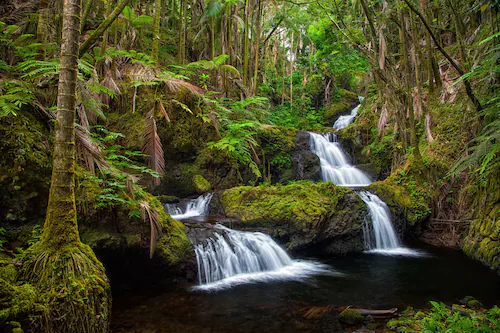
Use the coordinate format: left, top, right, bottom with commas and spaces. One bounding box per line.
192, 175, 211, 193
0, 264, 41, 325
462, 176, 500, 274
220, 181, 367, 253
339, 308, 364, 325
79, 193, 195, 287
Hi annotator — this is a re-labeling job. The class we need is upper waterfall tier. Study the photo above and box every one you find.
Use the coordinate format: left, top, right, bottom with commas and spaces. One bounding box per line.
309, 132, 371, 187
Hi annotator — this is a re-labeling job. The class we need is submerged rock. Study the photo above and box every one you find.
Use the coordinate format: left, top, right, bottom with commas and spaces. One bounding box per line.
220, 181, 367, 254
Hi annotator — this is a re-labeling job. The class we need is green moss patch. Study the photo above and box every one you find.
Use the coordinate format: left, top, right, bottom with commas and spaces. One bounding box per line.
221, 181, 350, 225
192, 175, 211, 193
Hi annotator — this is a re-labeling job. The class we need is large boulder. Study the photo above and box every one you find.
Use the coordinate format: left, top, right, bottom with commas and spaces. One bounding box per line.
219, 181, 368, 254
292, 131, 322, 181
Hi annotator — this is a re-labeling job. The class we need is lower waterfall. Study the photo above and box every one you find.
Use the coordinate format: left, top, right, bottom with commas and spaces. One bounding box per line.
192, 225, 336, 291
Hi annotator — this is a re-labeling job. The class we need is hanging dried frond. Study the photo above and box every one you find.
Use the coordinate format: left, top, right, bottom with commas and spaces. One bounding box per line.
75, 127, 110, 175
100, 69, 121, 105
425, 113, 434, 143
377, 102, 388, 135
139, 201, 163, 258
157, 100, 170, 122
379, 32, 387, 70
412, 89, 423, 120
142, 109, 165, 186
164, 78, 203, 95
209, 112, 220, 136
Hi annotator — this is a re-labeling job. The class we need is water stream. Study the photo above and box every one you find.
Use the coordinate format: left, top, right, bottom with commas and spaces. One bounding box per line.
309, 99, 421, 255
193, 225, 333, 291
165, 193, 213, 220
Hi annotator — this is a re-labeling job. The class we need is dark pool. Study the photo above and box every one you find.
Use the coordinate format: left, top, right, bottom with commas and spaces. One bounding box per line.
111, 241, 500, 333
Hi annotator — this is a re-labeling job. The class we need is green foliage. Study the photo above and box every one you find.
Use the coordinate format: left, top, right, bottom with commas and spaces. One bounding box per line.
388, 301, 500, 333
208, 122, 262, 178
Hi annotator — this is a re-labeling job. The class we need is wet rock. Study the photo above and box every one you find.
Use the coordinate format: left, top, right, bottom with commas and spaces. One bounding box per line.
339, 308, 364, 325
220, 181, 367, 254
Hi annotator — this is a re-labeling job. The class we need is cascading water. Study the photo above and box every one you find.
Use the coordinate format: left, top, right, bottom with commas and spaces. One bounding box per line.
309, 132, 371, 187
358, 191, 400, 249
333, 104, 361, 130
192, 224, 335, 291
310, 100, 422, 256
165, 193, 213, 220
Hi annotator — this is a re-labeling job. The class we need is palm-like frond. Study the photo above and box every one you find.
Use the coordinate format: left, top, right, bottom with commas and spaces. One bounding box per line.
142, 109, 165, 186
139, 200, 163, 258
75, 126, 110, 175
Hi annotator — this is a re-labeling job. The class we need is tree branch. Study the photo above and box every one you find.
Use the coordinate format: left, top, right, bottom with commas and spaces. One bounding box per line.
78, 0, 131, 58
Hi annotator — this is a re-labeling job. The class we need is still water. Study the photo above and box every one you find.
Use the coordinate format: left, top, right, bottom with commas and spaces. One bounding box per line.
111, 240, 500, 333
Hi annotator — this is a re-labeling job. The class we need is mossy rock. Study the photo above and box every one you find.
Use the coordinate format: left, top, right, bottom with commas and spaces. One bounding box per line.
462, 175, 500, 274
220, 181, 367, 253
192, 175, 211, 193
323, 101, 352, 124
339, 308, 363, 325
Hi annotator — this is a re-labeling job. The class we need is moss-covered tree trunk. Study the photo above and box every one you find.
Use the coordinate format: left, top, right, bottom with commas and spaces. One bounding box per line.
22, 0, 111, 331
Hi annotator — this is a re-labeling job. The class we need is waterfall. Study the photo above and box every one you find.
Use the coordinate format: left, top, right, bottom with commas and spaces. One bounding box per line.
192, 224, 335, 291
165, 193, 213, 220
309, 100, 423, 256
358, 191, 400, 249
333, 104, 362, 130
309, 132, 371, 187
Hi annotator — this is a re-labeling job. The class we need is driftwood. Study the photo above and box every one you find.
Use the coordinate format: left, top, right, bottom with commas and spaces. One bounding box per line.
355, 307, 398, 316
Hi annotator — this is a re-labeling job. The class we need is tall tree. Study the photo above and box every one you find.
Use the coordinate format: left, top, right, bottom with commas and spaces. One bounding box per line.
22, 0, 111, 331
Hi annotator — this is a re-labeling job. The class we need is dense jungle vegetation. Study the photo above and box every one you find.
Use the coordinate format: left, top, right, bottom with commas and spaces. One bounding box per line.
1, 0, 500, 332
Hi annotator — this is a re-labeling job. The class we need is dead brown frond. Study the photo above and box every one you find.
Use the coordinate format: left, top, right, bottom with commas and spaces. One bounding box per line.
164, 78, 203, 95
142, 108, 165, 186
158, 100, 170, 122
377, 102, 388, 135
75, 127, 110, 175
425, 113, 434, 143
139, 200, 163, 258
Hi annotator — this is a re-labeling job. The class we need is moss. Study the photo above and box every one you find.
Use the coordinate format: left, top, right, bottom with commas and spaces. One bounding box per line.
147, 193, 193, 264
369, 160, 431, 226
323, 101, 351, 123
467, 299, 484, 310
462, 175, 500, 274
221, 181, 350, 225
0, 265, 40, 322
20, 242, 111, 333
339, 308, 363, 325
220, 181, 366, 253
192, 174, 211, 193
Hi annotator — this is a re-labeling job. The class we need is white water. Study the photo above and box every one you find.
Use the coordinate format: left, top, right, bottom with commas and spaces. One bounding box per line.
309, 100, 424, 256
333, 104, 362, 130
309, 132, 371, 187
193, 225, 336, 291
165, 193, 213, 220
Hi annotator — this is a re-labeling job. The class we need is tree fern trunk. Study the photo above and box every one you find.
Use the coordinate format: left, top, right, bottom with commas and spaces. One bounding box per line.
41, 0, 82, 248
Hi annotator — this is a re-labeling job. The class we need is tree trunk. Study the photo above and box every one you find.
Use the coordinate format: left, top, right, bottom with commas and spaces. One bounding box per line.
243, 0, 250, 87
252, 0, 261, 95
152, 0, 161, 65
